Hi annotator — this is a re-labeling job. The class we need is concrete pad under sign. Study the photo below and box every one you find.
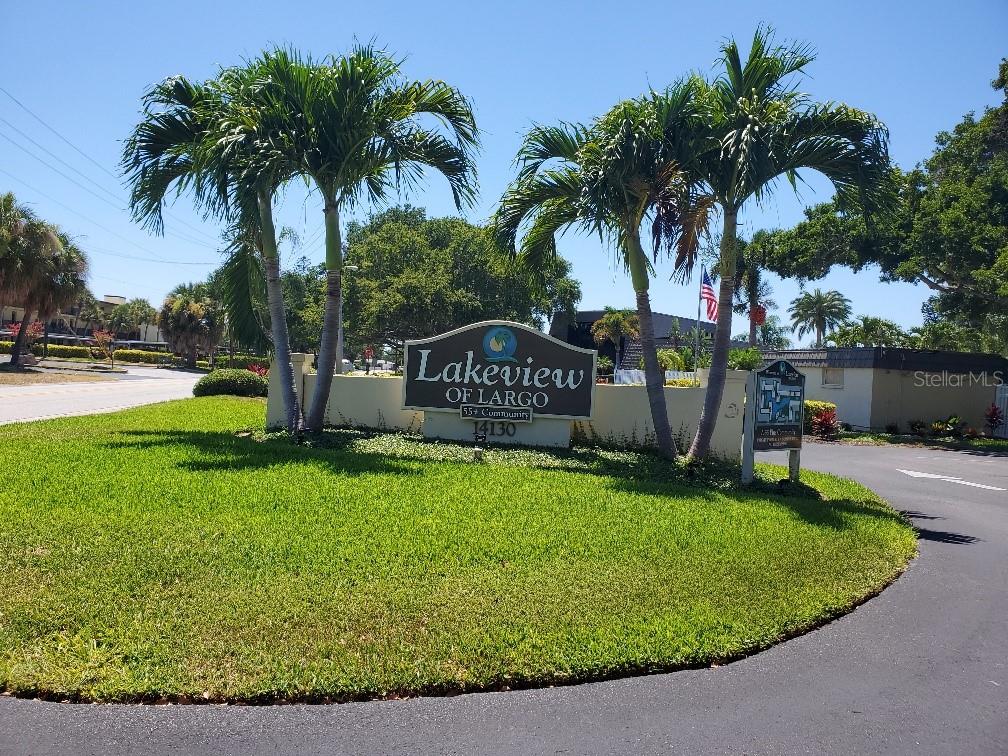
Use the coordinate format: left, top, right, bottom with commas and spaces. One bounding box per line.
422, 410, 571, 447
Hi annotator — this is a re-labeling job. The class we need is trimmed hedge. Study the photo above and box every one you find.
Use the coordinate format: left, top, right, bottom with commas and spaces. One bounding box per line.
804, 400, 838, 433
192, 368, 268, 398
113, 349, 174, 365
213, 354, 270, 371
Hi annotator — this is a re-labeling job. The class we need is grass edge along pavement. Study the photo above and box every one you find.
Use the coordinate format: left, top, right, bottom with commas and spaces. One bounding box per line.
837, 430, 1008, 452
0, 398, 917, 704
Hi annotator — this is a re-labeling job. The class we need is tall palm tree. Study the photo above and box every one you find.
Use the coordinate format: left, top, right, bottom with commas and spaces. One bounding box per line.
244, 47, 480, 431
7, 227, 88, 366
712, 236, 776, 346
677, 28, 893, 459
590, 308, 639, 370
123, 68, 301, 434
788, 288, 852, 346
495, 84, 710, 459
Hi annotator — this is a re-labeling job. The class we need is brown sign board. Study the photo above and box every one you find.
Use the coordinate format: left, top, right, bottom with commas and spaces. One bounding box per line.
403, 321, 597, 420
752, 360, 805, 451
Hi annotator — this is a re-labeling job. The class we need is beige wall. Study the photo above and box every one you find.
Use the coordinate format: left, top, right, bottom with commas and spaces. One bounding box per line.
268, 355, 746, 459
801, 367, 875, 430
576, 373, 746, 460
870, 370, 996, 431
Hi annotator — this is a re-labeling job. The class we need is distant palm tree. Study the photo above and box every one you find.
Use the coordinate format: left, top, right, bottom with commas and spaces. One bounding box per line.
672, 28, 893, 460
828, 315, 908, 348
590, 308, 640, 370
246, 47, 480, 431
789, 289, 852, 347
159, 284, 224, 368
494, 82, 710, 460
713, 237, 777, 346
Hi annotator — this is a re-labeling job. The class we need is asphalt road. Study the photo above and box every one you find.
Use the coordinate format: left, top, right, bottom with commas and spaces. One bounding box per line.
0, 366, 200, 425
1, 442, 1005, 755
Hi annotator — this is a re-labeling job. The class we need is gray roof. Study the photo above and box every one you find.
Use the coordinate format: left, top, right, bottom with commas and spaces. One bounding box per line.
761, 347, 1008, 374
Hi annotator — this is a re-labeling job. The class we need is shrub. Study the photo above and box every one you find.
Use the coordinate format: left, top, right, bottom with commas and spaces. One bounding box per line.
930, 415, 963, 437
192, 369, 268, 398
664, 378, 699, 387
214, 354, 270, 371
113, 349, 176, 365
803, 400, 837, 434
0, 341, 11, 354
985, 404, 1005, 435
727, 347, 763, 371
247, 364, 268, 378
596, 356, 614, 375
884, 422, 899, 435
638, 349, 685, 372
811, 407, 840, 439
908, 419, 928, 436
30, 343, 92, 359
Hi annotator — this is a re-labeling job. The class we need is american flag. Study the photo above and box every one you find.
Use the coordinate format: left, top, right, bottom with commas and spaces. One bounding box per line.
700, 267, 718, 322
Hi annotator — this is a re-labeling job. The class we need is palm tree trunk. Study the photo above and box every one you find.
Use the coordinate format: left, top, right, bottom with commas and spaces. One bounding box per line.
626, 232, 675, 459
748, 314, 758, 346
306, 202, 342, 432
8, 309, 32, 367
688, 210, 738, 460
258, 188, 300, 435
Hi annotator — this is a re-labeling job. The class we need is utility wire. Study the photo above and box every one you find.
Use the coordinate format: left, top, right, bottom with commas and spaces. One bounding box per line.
0, 85, 221, 244
0, 168, 215, 267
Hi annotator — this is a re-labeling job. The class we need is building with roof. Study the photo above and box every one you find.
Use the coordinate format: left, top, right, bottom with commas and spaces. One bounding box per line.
761, 347, 1007, 433
550, 310, 715, 370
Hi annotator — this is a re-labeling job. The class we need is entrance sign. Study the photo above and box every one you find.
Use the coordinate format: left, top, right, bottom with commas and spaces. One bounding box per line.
403, 321, 596, 420
742, 360, 806, 484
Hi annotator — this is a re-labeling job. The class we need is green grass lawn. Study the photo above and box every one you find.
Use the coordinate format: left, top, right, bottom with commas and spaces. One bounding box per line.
838, 430, 1008, 452
0, 398, 917, 703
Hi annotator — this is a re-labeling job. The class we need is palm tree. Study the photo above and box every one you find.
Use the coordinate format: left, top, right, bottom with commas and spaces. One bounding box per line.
159, 284, 224, 367
590, 308, 640, 370
494, 84, 710, 459
2, 209, 66, 366
827, 315, 907, 348
245, 47, 480, 431
713, 237, 777, 346
7, 228, 88, 366
678, 28, 893, 459
123, 67, 301, 434
788, 289, 852, 346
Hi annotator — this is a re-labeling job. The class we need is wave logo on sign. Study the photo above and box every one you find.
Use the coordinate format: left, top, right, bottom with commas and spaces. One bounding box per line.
482, 326, 517, 362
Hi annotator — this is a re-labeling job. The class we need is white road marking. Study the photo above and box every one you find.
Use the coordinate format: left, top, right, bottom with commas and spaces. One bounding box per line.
897, 469, 1006, 492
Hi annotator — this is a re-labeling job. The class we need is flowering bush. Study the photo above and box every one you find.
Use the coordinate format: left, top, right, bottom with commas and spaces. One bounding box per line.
985, 404, 1005, 435
811, 407, 840, 439
89, 330, 116, 362
8, 321, 44, 347
246, 364, 268, 378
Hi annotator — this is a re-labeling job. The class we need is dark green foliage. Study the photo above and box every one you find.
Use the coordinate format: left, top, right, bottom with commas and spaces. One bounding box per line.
192, 368, 267, 397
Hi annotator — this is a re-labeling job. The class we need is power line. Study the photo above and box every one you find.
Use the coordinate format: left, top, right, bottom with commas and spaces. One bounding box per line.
0, 168, 216, 267
0, 85, 221, 244
0, 132, 216, 248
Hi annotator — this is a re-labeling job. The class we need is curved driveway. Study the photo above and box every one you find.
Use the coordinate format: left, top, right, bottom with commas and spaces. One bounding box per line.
1, 442, 1005, 755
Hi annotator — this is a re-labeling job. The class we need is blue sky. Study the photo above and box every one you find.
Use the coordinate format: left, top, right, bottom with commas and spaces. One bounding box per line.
3, 0, 1005, 345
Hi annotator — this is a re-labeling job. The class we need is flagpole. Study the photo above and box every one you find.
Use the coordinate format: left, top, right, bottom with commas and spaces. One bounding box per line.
695, 267, 703, 386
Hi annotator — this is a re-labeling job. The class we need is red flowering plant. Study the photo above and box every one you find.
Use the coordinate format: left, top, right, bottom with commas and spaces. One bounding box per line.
8, 320, 44, 347
985, 404, 1005, 436
811, 407, 840, 439
246, 364, 268, 378
89, 330, 117, 365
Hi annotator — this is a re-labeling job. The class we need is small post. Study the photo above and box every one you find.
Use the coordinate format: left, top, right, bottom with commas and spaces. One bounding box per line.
740, 372, 756, 485
788, 448, 801, 483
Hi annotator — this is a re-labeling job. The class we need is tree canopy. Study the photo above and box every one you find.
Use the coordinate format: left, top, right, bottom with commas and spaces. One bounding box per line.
753, 58, 1008, 325
341, 207, 580, 357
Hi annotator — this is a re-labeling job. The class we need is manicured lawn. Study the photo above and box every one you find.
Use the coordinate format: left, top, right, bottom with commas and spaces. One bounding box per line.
838, 430, 1008, 452
0, 398, 916, 702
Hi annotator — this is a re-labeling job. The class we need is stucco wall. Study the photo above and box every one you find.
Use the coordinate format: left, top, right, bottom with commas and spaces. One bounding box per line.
870, 370, 996, 431
800, 367, 875, 430
268, 354, 746, 459
574, 372, 746, 460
